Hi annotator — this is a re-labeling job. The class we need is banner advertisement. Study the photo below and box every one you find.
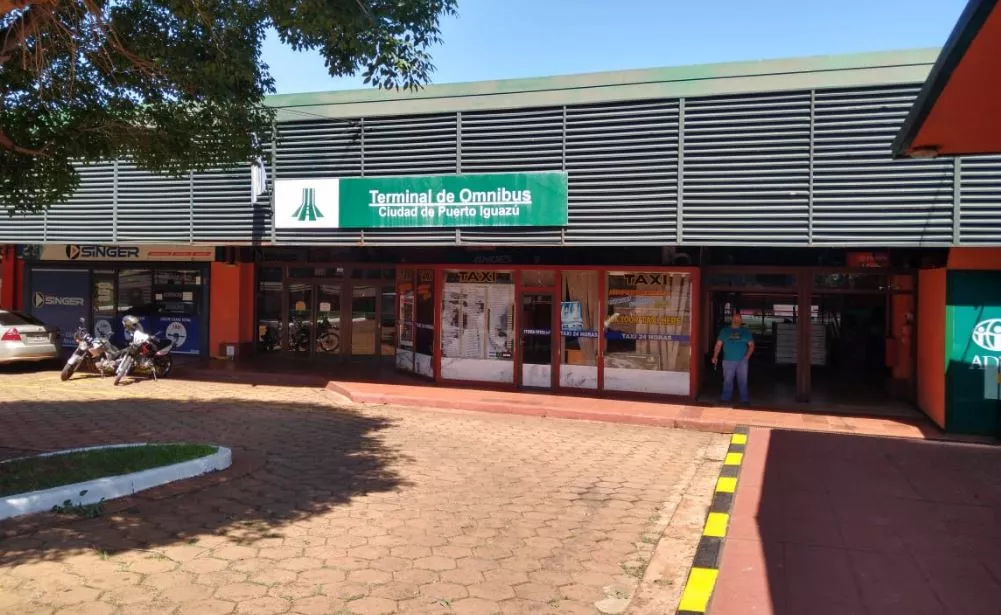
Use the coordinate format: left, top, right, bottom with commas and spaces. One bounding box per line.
946, 270, 1001, 434
29, 269, 91, 347
21, 244, 215, 262
275, 172, 569, 230
154, 315, 200, 356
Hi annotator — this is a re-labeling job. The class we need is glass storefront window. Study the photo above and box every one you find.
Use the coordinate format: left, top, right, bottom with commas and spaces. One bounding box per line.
117, 269, 153, 315
114, 268, 204, 355
153, 269, 201, 316
92, 270, 116, 339
705, 273, 796, 289
381, 285, 397, 360
414, 268, 435, 378
257, 267, 282, 353
813, 273, 887, 291
441, 270, 515, 383
604, 271, 692, 395
522, 270, 555, 287
560, 270, 600, 389
287, 282, 312, 355
396, 270, 416, 372
315, 284, 342, 355
290, 266, 341, 279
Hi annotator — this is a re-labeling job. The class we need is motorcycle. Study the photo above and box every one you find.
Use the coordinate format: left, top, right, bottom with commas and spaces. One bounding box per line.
113, 328, 174, 386
287, 318, 340, 353
60, 318, 123, 381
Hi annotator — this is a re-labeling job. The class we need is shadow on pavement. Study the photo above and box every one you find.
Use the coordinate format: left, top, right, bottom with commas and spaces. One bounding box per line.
0, 396, 408, 567
714, 428, 1001, 614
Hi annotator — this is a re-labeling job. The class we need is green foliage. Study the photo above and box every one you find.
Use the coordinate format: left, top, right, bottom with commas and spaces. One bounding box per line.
0, 443, 218, 496
51, 492, 106, 519
0, 0, 457, 214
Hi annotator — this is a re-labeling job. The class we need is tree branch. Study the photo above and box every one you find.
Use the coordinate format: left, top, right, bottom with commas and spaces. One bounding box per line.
0, 0, 56, 64
0, 0, 43, 18
0, 129, 47, 156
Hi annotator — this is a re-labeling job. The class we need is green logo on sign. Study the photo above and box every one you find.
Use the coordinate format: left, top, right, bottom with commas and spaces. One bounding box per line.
292, 188, 323, 222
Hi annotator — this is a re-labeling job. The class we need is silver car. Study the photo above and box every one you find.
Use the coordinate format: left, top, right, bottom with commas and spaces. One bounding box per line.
0, 310, 61, 365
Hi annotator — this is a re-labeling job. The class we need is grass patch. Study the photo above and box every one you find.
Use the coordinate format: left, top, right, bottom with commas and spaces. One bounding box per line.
0, 444, 217, 497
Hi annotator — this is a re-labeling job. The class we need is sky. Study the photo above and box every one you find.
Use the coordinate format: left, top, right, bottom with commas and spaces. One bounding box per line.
261, 0, 970, 95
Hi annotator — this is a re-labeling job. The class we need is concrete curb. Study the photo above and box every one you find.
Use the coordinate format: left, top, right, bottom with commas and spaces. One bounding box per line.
324, 384, 741, 434
676, 426, 749, 615
0, 443, 232, 520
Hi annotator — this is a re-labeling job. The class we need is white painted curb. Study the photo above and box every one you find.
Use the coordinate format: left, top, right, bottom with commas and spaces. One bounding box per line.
0, 443, 232, 520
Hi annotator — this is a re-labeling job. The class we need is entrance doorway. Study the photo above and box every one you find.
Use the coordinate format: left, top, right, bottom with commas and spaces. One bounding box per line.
810, 292, 912, 408
257, 265, 396, 362
287, 281, 342, 357
704, 292, 800, 405
702, 268, 917, 414
519, 291, 555, 388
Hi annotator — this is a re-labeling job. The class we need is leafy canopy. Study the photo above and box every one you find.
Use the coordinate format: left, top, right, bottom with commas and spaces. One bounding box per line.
0, 0, 457, 214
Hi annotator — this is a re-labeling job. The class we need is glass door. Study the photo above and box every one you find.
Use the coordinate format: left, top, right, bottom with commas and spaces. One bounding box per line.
350, 285, 379, 358
314, 283, 342, 356
287, 282, 313, 356
520, 292, 554, 388
381, 285, 397, 362
560, 270, 600, 389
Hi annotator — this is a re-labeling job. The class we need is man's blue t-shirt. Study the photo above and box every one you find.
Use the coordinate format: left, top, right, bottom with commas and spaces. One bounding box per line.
718, 326, 753, 362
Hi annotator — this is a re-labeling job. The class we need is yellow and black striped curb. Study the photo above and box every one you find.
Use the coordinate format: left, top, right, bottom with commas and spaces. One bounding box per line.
676, 425, 749, 615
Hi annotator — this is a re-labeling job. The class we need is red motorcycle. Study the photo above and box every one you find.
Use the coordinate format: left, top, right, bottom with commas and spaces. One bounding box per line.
113, 329, 174, 386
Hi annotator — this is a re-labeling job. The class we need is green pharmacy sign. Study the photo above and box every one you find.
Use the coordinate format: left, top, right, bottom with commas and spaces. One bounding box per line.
273, 172, 568, 230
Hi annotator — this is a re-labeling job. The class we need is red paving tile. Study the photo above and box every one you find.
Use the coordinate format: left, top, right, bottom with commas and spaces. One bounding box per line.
711, 426, 1001, 615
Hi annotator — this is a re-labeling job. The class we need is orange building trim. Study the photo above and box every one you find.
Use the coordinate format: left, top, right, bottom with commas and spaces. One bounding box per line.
947, 246, 1001, 270
916, 268, 947, 427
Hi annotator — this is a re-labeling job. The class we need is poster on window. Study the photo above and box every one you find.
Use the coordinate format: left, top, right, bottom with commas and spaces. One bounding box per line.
441, 271, 514, 383
604, 271, 692, 395
561, 301, 584, 331
154, 315, 201, 356
30, 268, 91, 347
413, 269, 436, 378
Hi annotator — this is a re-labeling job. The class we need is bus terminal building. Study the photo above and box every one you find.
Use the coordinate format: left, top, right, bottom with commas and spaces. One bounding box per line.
3, 48, 1001, 436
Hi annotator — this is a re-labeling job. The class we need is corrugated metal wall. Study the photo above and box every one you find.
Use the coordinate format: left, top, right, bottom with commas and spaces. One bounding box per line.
4, 83, 1000, 247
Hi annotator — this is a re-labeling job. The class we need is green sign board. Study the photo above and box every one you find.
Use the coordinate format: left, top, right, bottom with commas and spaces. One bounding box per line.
337, 172, 568, 228
946, 270, 1001, 435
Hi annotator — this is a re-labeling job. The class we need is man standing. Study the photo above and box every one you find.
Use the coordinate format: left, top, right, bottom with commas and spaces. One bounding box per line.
711, 312, 755, 405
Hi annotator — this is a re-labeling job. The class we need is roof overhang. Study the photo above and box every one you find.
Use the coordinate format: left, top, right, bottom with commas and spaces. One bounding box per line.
894, 0, 1001, 158
266, 49, 937, 122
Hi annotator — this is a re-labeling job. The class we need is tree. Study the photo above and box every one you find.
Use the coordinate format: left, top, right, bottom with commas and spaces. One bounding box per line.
0, 0, 457, 214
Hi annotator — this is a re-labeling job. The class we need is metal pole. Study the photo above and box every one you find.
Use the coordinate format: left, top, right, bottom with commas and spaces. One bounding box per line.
677, 98, 685, 245
561, 105, 567, 247
808, 90, 815, 245
270, 119, 278, 245
954, 157, 962, 245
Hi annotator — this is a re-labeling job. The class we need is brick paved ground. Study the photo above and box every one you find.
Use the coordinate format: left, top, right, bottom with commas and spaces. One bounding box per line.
0, 370, 726, 615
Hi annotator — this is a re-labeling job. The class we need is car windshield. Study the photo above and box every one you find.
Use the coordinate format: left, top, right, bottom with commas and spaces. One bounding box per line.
0, 311, 40, 326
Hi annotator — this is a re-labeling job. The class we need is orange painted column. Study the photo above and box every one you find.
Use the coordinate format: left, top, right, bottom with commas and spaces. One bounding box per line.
209, 261, 256, 360
916, 268, 947, 428
0, 246, 21, 311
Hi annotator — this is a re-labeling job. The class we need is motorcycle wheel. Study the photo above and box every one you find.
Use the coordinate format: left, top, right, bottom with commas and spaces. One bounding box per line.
60, 359, 80, 381
154, 355, 173, 379
114, 356, 133, 386
318, 333, 340, 353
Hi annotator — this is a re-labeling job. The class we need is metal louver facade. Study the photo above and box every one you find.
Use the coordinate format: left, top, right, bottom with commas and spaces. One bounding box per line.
4, 53, 1001, 247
